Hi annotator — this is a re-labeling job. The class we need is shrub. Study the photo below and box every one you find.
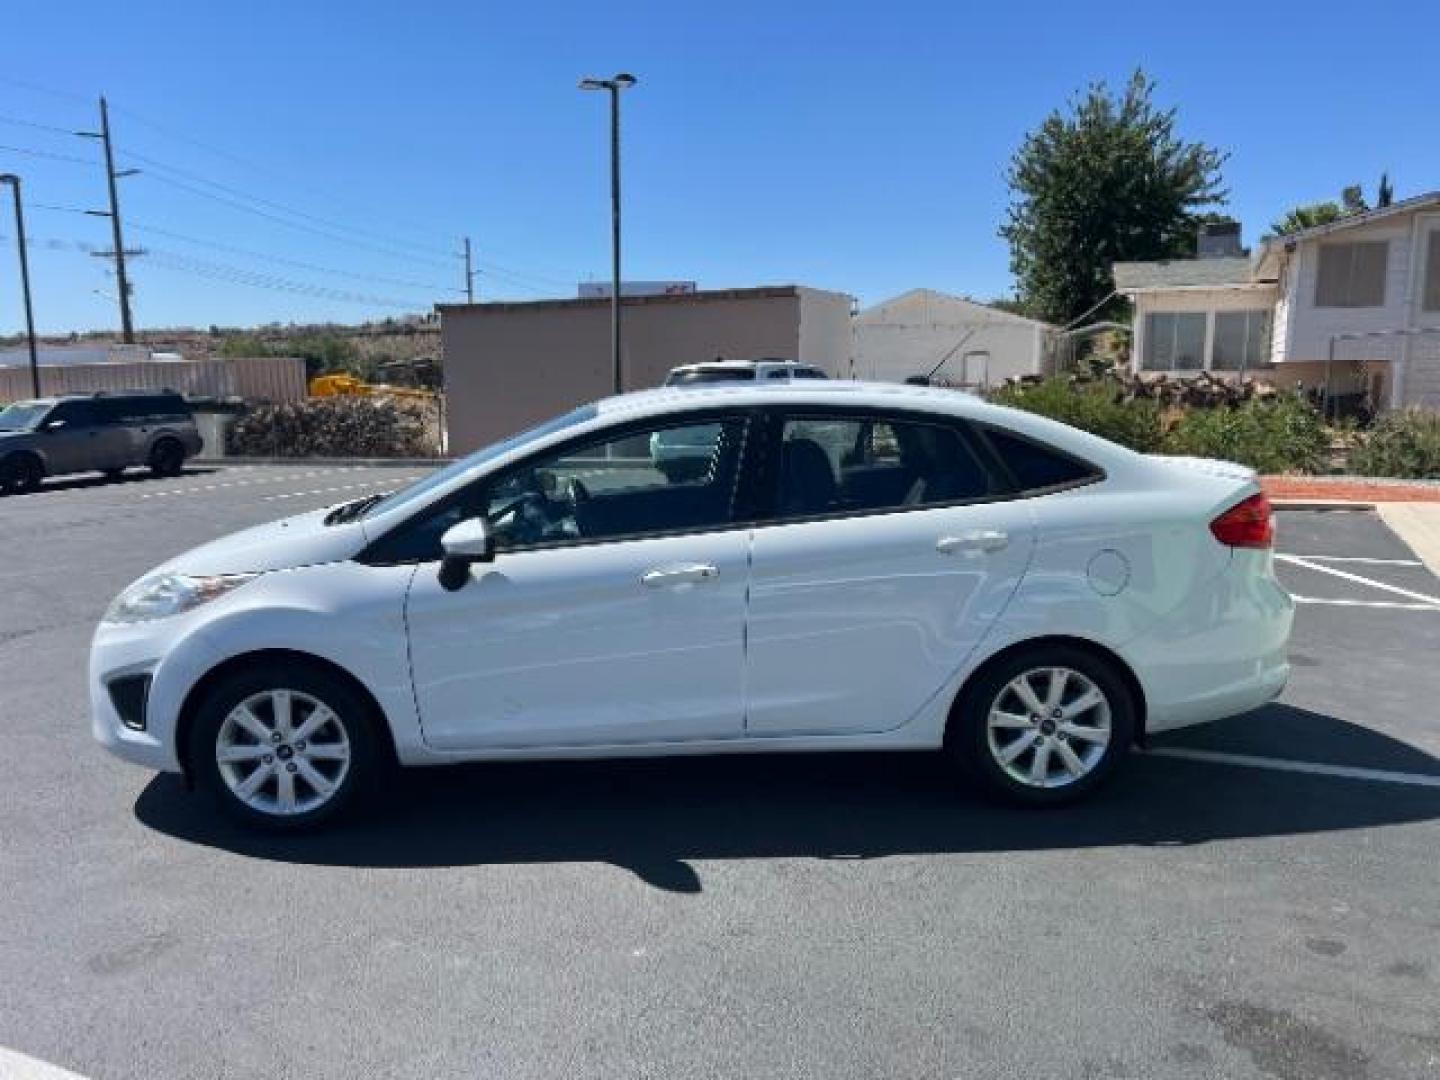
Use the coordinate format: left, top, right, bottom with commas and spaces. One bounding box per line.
988, 376, 1164, 452
1348, 409, 1440, 478
1162, 394, 1328, 474
227, 396, 437, 458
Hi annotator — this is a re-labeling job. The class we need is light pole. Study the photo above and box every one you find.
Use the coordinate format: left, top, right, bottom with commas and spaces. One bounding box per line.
0, 174, 42, 398
578, 72, 637, 395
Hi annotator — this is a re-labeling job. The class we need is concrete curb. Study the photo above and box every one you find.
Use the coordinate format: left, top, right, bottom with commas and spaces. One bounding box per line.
194, 457, 451, 467
1272, 500, 1377, 512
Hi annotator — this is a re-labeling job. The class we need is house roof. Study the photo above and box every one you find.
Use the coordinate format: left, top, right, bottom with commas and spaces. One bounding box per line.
1257, 189, 1440, 251
857, 288, 1054, 329
1112, 257, 1256, 292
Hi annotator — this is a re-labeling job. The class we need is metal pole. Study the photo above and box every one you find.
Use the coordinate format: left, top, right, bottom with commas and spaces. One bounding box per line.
1, 175, 42, 397
98, 97, 135, 343
609, 85, 622, 394
463, 237, 474, 304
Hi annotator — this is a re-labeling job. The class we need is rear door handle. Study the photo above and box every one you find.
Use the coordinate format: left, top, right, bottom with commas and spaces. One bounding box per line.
641, 563, 720, 587
937, 530, 1009, 555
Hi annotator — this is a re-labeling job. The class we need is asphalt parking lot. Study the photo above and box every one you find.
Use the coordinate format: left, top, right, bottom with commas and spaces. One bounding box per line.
1, 465, 1438, 1079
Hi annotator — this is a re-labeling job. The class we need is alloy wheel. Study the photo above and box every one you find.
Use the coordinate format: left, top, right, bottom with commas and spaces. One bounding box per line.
985, 667, 1112, 789
215, 689, 352, 816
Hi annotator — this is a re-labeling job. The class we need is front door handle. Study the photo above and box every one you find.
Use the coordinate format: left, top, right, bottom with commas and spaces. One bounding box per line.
937, 530, 1009, 555
641, 563, 720, 587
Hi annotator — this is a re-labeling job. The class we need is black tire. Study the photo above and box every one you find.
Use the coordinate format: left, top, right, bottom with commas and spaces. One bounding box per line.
0, 453, 43, 495
947, 644, 1136, 807
148, 438, 185, 478
188, 661, 383, 831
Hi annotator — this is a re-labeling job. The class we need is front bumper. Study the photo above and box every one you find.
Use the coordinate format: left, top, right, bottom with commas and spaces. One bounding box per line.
90, 615, 219, 773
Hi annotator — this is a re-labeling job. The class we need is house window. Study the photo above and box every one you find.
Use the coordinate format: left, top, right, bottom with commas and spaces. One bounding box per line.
1212, 310, 1273, 371
1315, 241, 1387, 307
1142, 312, 1206, 371
1424, 231, 1440, 312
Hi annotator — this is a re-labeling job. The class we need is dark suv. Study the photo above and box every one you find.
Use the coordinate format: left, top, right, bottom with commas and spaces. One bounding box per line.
0, 391, 203, 494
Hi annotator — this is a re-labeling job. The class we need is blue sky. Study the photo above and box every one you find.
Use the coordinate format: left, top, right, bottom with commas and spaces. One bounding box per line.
2, 0, 1438, 334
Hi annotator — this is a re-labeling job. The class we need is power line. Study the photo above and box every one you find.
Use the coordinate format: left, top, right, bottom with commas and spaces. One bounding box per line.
0, 142, 95, 167
0, 113, 81, 138
128, 219, 461, 294
117, 146, 458, 261
144, 248, 425, 310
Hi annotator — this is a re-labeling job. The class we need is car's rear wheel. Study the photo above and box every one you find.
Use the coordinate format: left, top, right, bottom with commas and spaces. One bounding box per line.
189, 663, 381, 830
148, 438, 185, 478
949, 645, 1135, 806
0, 453, 43, 495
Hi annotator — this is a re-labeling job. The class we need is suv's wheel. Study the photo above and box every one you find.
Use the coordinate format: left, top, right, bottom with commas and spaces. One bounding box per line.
948, 645, 1135, 806
189, 663, 381, 831
0, 453, 43, 495
148, 438, 185, 478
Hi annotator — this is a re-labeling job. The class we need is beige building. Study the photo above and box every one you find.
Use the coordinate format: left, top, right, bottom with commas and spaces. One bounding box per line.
439, 285, 852, 452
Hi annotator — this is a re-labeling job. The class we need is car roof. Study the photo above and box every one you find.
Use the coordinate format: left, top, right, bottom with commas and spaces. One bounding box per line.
671, 359, 816, 371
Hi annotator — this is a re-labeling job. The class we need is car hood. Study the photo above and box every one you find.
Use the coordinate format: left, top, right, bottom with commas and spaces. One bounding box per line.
158, 507, 370, 576
0, 429, 35, 440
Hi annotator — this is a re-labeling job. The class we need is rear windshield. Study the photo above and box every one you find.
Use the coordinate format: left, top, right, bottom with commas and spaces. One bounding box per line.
0, 401, 53, 431
665, 368, 757, 386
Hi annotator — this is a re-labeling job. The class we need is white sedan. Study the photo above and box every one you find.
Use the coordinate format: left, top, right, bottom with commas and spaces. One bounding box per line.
92, 382, 1293, 829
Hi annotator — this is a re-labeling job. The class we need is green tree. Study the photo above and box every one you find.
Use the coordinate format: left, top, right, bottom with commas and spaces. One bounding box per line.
1000, 71, 1228, 326
1270, 175, 1395, 236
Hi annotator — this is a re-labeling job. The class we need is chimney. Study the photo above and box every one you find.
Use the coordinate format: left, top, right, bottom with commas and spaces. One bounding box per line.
1197, 220, 1245, 259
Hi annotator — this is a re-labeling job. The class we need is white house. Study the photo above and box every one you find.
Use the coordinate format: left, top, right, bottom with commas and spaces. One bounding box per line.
853, 289, 1055, 388
1114, 197, 1440, 409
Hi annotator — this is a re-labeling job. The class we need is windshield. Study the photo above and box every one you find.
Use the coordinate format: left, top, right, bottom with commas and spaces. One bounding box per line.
0, 401, 53, 432
360, 405, 599, 520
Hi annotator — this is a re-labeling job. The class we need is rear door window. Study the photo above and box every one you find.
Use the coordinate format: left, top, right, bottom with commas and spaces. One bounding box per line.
773, 413, 1001, 519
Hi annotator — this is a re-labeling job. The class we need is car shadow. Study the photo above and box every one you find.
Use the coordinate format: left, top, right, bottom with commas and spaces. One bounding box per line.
134, 703, 1440, 893
0, 467, 218, 498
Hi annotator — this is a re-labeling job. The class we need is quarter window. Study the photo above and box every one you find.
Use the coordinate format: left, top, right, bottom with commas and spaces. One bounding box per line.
1315, 241, 1387, 307
776, 415, 997, 518
984, 429, 1098, 492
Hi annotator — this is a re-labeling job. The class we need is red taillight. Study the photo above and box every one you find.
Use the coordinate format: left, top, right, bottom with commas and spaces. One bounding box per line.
1210, 492, 1274, 549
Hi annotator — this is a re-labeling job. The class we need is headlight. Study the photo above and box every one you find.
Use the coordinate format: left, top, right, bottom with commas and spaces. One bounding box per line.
103, 572, 259, 625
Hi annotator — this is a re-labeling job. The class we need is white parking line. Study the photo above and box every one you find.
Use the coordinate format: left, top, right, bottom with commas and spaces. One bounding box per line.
0, 1047, 92, 1079
139, 467, 368, 499
1275, 553, 1440, 607
262, 476, 422, 501
1144, 747, 1440, 788
1291, 596, 1440, 611
1284, 554, 1423, 567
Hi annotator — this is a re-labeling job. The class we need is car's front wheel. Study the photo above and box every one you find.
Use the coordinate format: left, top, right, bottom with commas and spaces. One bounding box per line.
0, 453, 44, 495
189, 663, 381, 830
949, 645, 1135, 806
148, 438, 185, 478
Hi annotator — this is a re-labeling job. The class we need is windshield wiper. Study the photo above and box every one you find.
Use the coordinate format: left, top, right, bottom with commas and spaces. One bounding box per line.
324, 493, 385, 525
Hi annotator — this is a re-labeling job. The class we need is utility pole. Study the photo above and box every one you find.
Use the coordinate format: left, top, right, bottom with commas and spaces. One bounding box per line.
579, 73, 637, 394
0, 174, 42, 398
79, 96, 142, 343
463, 237, 476, 303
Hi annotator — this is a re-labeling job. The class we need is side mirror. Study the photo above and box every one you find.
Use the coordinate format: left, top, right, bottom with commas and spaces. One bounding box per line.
42, 418, 66, 432
438, 517, 494, 592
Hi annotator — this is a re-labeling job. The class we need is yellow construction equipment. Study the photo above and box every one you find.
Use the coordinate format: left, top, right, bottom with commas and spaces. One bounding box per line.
309, 373, 434, 402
